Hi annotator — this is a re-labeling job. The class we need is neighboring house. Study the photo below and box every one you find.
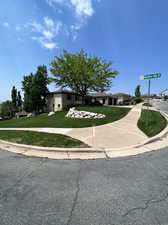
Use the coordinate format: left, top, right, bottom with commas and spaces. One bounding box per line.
46, 90, 85, 112
88, 93, 114, 105
112, 93, 132, 105
46, 90, 132, 112
15, 111, 29, 118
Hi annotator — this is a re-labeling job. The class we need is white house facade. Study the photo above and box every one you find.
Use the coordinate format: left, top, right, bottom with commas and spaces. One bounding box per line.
46, 90, 132, 112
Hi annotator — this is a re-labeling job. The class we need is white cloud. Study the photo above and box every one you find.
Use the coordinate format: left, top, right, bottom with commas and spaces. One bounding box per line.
2, 22, 9, 28
46, 0, 94, 17
42, 42, 57, 49
45, 0, 97, 40
28, 17, 62, 49
16, 26, 21, 31
70, 0, 94, 17
47, 0, 65, 6
30, 22, 43, 32
43, 30, 54, 40
70, 23, 81, 40
44, 17, 54, 27
32, 36, 57, 49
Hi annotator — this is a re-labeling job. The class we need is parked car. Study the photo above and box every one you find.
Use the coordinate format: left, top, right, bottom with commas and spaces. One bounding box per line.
0, 116, 12, 121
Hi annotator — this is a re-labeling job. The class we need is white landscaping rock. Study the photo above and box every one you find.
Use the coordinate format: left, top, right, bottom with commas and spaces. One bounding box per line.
48, 112, 55, 116
27, 113, 33, 118
65, 107, 106, 119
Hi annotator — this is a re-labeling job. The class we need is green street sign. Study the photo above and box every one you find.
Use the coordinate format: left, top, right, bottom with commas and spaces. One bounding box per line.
140, 73, 161, 80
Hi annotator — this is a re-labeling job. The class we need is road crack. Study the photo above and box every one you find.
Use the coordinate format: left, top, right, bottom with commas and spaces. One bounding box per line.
0, 157, 47, 202
66, 161, 82, 225
123, 193, 168, 217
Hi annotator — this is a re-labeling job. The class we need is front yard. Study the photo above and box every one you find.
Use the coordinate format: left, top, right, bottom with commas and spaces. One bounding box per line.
0, 106, 131, 128
138, 109, 167, 137
0, 131, 88, 148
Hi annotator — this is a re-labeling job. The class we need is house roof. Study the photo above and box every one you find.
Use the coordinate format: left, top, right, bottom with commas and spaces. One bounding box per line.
15, 111, 29, 116
88, 93, 112, 97
47, 90, 132, 98
48, 89, 80, 95
112, 93, 132, 98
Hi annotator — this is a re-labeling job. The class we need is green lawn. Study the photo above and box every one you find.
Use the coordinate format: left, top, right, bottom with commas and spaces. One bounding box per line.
0, 106, 131, 128
143, 103, 152, 107
138, 109, 167, 137
0, 131, 88, 148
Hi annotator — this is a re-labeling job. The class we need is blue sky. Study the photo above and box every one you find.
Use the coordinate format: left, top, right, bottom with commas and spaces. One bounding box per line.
0, 0, 167, 102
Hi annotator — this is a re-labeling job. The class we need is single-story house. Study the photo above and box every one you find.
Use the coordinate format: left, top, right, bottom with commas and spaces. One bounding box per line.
46, 90, 85, 112
112, 93, 132, 105
88, 93, 114, 105
46, 90, 132, 112
15, 111, 29, 118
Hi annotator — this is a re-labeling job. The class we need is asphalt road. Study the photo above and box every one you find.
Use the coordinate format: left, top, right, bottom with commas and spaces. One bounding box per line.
0, 148, 168, 225
151, 99, 168, 114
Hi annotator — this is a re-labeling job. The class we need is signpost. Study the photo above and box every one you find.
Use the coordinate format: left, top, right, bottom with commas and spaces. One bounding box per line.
140, 73, 161, 80
140, 73, 161, 127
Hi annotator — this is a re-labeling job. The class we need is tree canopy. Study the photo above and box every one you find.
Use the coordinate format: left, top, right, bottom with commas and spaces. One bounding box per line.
22, 65, 48, 113
0, 101, 13, 117
50, 49, 118, 97
135, 85, 141, 98
11, 86, 17, 109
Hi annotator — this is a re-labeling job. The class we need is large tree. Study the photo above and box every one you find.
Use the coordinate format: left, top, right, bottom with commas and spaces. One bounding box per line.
22, 65, 48, 113
31, 65, 48, 113
17, 91, 22, 109
0, 101, 13, 117
11, 86, 17, 109
50, 49, 118, 100
22, 73, 34, 112
135, 85, 141, 98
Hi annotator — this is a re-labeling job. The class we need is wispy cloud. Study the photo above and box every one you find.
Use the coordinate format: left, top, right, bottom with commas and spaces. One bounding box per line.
27, 17, 62, 49
15, 26, 21, 31
46, 0, 98, 41
70, 0, 94, 17
44, 16, 54, 27
46, 0, 94, 17
70, 23, 81, 40
1, 0, 99, 50
2, 22, 10, 28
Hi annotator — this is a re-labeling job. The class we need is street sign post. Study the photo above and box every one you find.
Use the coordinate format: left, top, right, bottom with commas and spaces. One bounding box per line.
140, 73, 161, 127
140, 73, 161, 80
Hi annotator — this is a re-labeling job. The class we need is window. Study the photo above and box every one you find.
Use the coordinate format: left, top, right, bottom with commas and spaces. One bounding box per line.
67, 94, 72, 100
75, 95, 80, 101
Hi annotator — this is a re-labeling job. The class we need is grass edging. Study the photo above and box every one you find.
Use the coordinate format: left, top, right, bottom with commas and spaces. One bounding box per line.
0, 130, 89, 148
0, 106, 131, 128
137, 109, 167, 137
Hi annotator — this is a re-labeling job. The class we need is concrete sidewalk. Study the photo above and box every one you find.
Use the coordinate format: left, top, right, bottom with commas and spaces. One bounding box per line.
67, 103, 148, 148
0, 104, 147, 149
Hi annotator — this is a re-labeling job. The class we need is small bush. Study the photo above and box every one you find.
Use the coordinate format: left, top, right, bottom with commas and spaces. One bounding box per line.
131, 97, 143, 105
143, 103, 152, 107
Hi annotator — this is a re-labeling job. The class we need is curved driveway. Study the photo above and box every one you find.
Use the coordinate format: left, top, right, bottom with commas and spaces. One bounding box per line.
67, 104, 147, 148
0, 104, 148, 149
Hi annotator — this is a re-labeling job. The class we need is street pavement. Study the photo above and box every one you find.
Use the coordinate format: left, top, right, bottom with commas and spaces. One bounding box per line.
152, 99, 168, 114
0, 148, 168, 224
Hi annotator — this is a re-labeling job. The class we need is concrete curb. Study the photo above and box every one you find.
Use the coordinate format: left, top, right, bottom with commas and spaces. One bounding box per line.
0, 108, 168, 160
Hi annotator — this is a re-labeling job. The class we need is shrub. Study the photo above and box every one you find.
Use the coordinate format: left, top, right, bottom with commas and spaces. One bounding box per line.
131, 97, 143, 105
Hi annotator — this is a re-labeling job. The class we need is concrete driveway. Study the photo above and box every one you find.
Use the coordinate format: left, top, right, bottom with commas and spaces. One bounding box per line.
1, 147, 168, 225
67, 103, 147, 148
0, 104, 148, 149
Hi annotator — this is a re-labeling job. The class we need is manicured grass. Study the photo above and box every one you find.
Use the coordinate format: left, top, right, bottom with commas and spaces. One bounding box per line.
0, 106, 131, 128
138, 109, 167, 137
0, 131, 88, 148
143, 103, 152, 107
